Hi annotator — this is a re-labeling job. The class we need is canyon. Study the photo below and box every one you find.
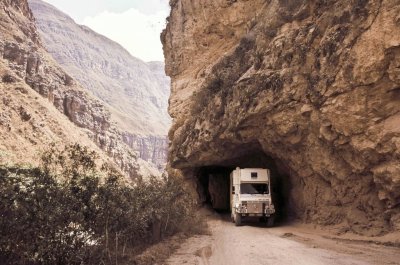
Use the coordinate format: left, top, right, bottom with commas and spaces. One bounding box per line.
1, 0, 400, 263
163, 0, 400, 235
0, 0, 161, 179
28, 0, 170, 170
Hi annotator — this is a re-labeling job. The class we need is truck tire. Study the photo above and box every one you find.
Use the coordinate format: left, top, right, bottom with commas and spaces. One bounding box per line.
266, 216, 274, 227
235, 213, 242, 226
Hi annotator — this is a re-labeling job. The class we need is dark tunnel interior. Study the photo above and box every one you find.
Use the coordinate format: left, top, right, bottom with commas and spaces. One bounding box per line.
194, 145, 293, 223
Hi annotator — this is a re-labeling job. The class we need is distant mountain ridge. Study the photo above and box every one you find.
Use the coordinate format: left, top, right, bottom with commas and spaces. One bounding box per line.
28, 0, 171, 169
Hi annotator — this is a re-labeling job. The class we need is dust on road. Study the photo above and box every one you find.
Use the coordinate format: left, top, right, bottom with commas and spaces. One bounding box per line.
165, 212, 400, 265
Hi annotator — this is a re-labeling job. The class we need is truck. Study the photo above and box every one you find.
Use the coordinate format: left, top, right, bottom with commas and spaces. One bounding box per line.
230, 167, 275, 226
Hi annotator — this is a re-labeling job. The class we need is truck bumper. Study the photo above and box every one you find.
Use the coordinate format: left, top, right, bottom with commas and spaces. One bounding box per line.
235, 204, 275, 216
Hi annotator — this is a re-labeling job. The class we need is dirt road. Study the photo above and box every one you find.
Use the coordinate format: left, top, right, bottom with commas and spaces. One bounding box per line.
165, 213, 400, 265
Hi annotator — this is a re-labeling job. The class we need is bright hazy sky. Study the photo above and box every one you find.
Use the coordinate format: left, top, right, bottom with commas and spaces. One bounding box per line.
43, 0, 170, 62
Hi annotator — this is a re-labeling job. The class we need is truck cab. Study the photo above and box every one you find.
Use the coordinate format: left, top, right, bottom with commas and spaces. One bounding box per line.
230, 167, 275, 226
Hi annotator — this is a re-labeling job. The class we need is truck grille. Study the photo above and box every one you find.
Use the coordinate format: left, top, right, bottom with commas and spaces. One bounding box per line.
246, 202, 264, 213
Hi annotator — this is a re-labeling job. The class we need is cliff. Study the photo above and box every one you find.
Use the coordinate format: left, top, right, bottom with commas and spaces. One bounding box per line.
0, 0, 159, 179
163, 0, 400, 235
28, 0, 170, 169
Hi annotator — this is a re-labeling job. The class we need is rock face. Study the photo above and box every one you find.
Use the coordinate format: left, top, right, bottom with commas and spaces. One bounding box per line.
28, 0, 170, 169
0, 0, 160, 180
163, 0, 400, 235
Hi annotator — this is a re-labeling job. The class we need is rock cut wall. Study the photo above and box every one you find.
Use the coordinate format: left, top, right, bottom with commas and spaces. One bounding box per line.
163, 0, 400, 235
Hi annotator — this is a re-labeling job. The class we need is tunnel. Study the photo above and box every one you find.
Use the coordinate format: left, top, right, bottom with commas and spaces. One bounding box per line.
194, 144, 293, 223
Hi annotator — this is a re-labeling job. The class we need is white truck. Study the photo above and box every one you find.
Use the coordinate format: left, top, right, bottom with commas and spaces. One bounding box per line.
230, 167, 275, 226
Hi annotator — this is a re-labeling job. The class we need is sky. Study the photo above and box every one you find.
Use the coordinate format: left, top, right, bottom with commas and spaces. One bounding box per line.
43, 0, 170, 62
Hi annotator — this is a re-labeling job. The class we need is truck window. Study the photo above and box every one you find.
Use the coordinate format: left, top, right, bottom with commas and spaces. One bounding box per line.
240, 183, 269, 194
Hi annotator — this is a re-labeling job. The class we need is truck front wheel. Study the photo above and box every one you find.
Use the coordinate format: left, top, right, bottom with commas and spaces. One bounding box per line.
235, 213, 242, 226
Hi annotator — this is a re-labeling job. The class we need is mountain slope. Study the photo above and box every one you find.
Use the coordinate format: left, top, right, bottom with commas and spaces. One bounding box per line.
28, 0, 170, 169
29, 0, 170, 135
0, 0, 160, 179
0, 60, 105, 167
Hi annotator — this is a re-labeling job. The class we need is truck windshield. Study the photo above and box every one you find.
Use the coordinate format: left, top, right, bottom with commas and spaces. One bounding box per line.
240, 183, 269, 194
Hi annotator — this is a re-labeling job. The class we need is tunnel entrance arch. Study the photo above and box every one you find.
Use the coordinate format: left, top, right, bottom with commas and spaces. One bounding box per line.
194, 146, 292, 223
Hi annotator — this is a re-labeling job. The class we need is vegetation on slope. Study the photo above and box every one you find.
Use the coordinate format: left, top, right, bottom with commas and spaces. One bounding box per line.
0, 144, 195, 265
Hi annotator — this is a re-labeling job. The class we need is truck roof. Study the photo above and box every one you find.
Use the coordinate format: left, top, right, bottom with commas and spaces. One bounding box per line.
232, 168, 269, 182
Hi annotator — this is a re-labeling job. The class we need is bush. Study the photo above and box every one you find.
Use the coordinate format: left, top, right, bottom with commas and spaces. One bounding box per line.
0, 144, 195, 265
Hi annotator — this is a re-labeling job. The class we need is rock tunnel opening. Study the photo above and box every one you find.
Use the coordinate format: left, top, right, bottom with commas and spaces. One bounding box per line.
195, 147, 293, 223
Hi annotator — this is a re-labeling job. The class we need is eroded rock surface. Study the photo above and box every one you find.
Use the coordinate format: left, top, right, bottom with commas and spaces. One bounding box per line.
163, 0, 400, 234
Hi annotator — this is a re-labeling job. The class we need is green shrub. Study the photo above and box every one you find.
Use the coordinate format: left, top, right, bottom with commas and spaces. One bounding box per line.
0, 144, 195, 264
